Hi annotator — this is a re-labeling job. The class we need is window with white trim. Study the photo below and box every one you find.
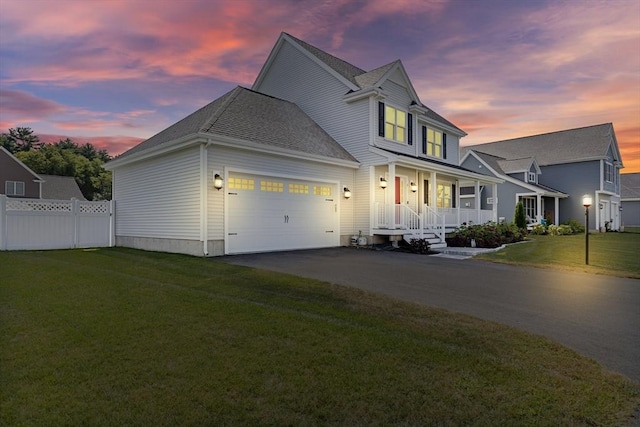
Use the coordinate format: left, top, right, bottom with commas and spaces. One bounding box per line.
521, 197, 536, 220
436, 183, 452, 208
421, 126, 446, 159
5, 181, 25, 196
528, 172, 536, 183
384, 105, 406, 143
605, 162, 614, 183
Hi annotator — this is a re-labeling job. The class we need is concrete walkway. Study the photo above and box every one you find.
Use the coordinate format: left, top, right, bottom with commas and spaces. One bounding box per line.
224, 247, 640, 383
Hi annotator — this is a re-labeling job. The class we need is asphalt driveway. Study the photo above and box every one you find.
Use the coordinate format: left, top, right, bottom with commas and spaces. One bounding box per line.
224, 247, 640, 383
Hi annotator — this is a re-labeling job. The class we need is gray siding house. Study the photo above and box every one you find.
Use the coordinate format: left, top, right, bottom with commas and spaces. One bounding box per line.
460, 123, 623, 230
0, 147, 42, 198
106, 32, 500, 257
620, 173, 639, 227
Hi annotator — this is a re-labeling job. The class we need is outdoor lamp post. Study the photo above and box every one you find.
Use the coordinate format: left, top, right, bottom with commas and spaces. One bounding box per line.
582, 194, 592, 265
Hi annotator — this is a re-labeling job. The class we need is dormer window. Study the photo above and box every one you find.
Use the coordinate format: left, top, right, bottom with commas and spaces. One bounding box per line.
528, 172, 536, 183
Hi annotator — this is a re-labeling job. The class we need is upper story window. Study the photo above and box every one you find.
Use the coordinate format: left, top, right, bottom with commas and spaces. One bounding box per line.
385, 105, 406, 143
378, 102, 412, 145
605, 162, 614, 183
528, 172, 537, 183
5, 181, 25, 196
422, 126, 446, 159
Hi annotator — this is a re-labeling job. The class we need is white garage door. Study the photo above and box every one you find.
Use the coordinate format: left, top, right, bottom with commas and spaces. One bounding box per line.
226, 172, 339, 254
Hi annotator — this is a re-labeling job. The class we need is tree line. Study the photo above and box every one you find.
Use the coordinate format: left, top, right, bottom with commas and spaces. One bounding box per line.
1, 127, 112, 200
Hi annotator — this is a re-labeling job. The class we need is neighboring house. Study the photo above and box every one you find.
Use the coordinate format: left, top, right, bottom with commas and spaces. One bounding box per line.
1, 146, 43, 198
460, 123, 623, 230
105, 32, 501, 257
39, 174, 86, 201
620, 173, 640, 227
1, 147, 86, 200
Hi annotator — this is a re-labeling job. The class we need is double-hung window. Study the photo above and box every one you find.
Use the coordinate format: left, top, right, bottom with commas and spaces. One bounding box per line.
385, 105, 406, 143
5, 181, 25, 196
378, 102, 412, 144
421, 126, 446, 159
605, 162, 614, 183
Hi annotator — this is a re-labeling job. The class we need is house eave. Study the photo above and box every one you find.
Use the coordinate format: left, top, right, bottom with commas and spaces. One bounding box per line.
418, 116, 467, 138
203, 133, 360, 168
105, 135, 202, 170
343, 87, 385, 103
371, 147, 503, 183
106, 132, 360, 170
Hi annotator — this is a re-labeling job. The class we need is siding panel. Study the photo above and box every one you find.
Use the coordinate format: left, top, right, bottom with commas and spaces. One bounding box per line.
113, 147, 201, 239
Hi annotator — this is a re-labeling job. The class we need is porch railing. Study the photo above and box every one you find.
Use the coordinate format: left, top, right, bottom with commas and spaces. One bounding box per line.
421, 205, 445, 242
459, 208, 494, 225
374, 203, 495, 235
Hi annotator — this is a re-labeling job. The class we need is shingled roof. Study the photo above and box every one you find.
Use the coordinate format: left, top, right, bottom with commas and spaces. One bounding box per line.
621, 173, 640, 199
283, 33, 463, 133
40, 174, 86, 200
461, 123, 620, 166
114, 86, 357, 163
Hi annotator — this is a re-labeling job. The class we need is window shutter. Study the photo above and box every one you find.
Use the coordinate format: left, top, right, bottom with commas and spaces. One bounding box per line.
452, 184, 456, 208
443, 133, 447, 159
378, 102, 385, 137
408, 113, 413, 145
421, 126, 427, 154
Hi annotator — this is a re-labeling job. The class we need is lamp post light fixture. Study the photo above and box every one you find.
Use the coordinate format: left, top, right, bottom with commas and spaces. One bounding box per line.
379, 177, 388, 189
410, 182, 418, 193
213, 173, 224, 190
582, 194, 592, 265
343, 187, 351, 199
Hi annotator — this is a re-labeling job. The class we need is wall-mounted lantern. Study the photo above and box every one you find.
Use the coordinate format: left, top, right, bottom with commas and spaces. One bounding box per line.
343, 187, 351, 199
213, 173, 223, 190
410, 182, 417, 193
379, 177, 388, 189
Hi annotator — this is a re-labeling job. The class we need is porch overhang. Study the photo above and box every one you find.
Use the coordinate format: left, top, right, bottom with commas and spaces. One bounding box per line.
371, 147, 503, 184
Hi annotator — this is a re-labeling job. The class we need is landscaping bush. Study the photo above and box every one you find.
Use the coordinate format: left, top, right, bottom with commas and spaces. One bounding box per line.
562, 218, 585, 234
514, 202, 526, 229
409, 238, 431, 254
529, 223, 547, 235
446, 222, 525, 248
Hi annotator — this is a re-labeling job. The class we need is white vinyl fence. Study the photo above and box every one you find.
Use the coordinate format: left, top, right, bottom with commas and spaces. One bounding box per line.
0, 195, 114, 250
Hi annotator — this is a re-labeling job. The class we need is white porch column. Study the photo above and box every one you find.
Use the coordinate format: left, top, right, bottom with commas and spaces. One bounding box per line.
430, 172, 437, 209
536, 194, 542, 221
554, 197, 559, 225
388, 162, 396, 229
492, 183, 498, 222
475, 180, 480, 223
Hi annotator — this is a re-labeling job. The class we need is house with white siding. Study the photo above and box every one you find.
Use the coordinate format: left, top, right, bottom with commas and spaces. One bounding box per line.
460, 123, 624, 231
105, 32, 501, 256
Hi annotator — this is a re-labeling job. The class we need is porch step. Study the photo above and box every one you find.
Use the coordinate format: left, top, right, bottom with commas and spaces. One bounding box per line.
403, 233, 447, 250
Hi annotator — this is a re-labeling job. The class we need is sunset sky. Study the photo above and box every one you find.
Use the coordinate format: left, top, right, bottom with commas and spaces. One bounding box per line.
1, 0, 639, 172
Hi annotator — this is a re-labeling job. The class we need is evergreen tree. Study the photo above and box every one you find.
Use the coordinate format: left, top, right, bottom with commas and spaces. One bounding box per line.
514, 201, 526, 229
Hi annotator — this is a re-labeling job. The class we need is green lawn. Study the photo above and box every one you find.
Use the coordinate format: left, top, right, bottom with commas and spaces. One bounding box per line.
476, 229, 640, 278
1, 248, 639, 425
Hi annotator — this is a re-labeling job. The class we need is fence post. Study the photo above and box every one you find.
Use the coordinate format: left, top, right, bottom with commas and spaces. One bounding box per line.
72, 198, 79, 248
109, 200, 115, 247
0, 195, 6, 250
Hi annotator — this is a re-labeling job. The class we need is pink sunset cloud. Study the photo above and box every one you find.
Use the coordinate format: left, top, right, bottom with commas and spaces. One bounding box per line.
0, 0, 638, 171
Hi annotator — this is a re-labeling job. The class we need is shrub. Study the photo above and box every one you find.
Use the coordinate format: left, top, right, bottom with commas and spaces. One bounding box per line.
409, 238, 431, 254
446, 222, 525, 248
561, 218, 585, 234
514, 202, 526, 230
529, 223, 547, 235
